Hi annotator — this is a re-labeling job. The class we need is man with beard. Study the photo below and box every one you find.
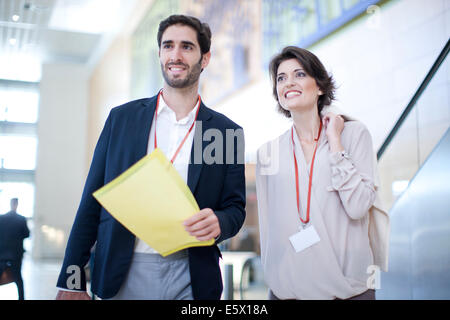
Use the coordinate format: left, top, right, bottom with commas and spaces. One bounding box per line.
56, 15, 245, 300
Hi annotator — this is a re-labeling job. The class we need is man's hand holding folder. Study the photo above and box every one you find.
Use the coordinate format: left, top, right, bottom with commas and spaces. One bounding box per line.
184, 208, 220, 242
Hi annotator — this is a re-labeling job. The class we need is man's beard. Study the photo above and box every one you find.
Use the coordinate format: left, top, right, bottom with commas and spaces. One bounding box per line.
161, 57, 203, 89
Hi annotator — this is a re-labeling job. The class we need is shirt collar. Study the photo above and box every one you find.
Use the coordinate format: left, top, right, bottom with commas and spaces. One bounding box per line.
157, 92, 200, 125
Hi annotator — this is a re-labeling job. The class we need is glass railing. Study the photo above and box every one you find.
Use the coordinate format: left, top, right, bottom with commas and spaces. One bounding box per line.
377, 39, 450, 211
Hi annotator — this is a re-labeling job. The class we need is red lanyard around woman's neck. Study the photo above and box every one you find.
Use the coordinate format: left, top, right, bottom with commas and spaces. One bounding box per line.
291, 121, 322, 226
153, 90, 201, 163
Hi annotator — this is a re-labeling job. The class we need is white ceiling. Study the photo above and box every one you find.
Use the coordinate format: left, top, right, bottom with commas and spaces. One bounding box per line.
0, 0, 138, 82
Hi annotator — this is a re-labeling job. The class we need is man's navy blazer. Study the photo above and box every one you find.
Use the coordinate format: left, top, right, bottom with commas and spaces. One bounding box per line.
56, 95, 246, 299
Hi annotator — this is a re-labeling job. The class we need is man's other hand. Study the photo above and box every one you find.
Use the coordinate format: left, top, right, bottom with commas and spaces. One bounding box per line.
56, 290, 91, 300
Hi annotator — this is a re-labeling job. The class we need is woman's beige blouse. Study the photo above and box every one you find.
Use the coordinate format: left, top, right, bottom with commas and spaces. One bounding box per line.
256, 120, 389, 300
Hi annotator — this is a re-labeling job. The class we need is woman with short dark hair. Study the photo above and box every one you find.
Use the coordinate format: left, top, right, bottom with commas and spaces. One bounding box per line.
256, 46, 389, 300
269, 46, 336, 118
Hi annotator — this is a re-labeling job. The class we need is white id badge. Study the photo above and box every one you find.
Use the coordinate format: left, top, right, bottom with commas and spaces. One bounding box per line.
289, 225, 320, 253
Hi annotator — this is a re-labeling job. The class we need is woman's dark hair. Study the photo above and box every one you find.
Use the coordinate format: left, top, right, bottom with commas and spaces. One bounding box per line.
157, 14, 212, 55
269, 46, 336, 118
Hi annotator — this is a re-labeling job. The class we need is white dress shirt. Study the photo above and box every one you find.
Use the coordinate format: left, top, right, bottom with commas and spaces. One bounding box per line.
134, 94, 200, 254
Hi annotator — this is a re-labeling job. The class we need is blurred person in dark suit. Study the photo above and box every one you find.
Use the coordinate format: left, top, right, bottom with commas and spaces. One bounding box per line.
0, 198, 30, 300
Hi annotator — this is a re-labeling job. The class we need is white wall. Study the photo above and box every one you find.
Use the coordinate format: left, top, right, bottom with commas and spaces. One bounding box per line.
33, 63, 89, 259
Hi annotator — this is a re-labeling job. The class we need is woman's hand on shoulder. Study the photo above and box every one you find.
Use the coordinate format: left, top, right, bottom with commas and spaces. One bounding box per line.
322, 112, 345, 152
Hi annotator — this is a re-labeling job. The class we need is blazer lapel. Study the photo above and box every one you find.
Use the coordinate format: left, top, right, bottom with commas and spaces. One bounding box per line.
187, 102, 212, 194
132, 95, 157, 162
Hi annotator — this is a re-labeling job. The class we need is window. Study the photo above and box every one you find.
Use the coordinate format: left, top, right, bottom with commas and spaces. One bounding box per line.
0, 79, 39, 221
262, 0, 382, 65
0, 136, 38, 170
0, 182, 35, 219
0, 88, 39, 123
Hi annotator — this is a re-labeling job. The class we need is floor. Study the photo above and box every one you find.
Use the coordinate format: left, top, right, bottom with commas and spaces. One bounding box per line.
0, 253, 268, 300
0, 254, 61, 300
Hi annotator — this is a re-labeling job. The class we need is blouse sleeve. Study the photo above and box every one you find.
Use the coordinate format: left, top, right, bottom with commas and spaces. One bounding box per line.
328, 121, 376, 220
255, 144, 270, 263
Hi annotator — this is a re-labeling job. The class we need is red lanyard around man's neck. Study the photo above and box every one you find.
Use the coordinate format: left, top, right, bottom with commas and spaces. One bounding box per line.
153, 90, 201, 163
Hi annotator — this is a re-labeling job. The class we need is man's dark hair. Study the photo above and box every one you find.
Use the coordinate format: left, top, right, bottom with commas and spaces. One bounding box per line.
269, 46, 336, 118
157, 14, 212, 55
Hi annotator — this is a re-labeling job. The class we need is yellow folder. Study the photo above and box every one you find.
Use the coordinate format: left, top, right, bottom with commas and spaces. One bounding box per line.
93, 148, 214, 256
